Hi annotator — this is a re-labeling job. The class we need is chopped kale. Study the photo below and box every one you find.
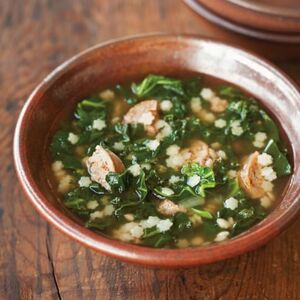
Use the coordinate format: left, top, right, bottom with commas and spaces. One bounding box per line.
49, 75, 291, 249
264, 139, 291, 176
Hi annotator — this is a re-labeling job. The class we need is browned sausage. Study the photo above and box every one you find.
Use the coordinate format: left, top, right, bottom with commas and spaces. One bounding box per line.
123, 100, 159, 135
157, 199, 186, 216
87, 145, 125, 191
189, 140, 217, 167
238, 151, 265, 199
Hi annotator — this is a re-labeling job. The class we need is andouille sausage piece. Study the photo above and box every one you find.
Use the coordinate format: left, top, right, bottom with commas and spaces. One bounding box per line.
238, 151, 265, 199
87, 145, 125, 191
189, 140, 217, 168
157, 199, 187, 216
123, 100, 159, 135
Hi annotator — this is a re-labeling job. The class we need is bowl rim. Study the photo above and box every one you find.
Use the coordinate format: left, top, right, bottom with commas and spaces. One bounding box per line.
13, 33, 300, 267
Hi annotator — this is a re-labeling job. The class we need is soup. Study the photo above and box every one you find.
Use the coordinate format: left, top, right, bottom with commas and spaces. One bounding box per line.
50, 74, 291, 248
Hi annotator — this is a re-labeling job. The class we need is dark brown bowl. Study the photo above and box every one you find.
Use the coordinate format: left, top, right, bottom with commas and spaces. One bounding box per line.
13, 34, 300, 267
184, 0, 300, 43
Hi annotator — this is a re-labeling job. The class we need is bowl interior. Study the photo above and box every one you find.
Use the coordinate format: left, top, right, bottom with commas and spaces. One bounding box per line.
15, 35, 300, 267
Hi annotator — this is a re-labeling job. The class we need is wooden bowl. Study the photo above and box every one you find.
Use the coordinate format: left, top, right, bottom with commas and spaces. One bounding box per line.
13, 35, 300, 267
184, 0, 300, 43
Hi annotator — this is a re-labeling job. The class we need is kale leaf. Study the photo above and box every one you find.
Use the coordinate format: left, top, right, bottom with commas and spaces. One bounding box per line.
260, 111, 279, 142
132, 75, 185, 98
50, 131, 71, 158
131, 74, 201, 100
135, 170, 148, 201
172, 212, 192, 233
64, 187, 99, 216
263, 139, 291, 176
85, 217, 113, 231
115, 84, 137, 104
74, 96, 107, 129
181, 162, 216, 197
191, 208, 213, 219
217, 197, 266, 236
217, 86, 243, 100
154, 163, 216, 202
50, 131, 82, 170
106, 170, 131, 194
154, 186, 198, 200
108, 168, 148, 200
114, 123, 145, 143
141, 227, 173, 248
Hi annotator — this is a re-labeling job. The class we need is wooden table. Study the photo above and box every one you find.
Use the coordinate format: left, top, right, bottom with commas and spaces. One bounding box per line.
1, 1, 300, 299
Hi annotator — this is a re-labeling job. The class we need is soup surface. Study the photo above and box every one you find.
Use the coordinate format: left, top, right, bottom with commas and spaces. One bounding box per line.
50, 75, 291, 248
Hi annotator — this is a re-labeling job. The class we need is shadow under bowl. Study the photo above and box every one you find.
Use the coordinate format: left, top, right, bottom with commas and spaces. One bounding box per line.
14, 34, 300, 267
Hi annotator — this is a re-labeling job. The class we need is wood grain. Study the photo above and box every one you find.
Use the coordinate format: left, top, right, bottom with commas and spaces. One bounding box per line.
0, 0, 299, 299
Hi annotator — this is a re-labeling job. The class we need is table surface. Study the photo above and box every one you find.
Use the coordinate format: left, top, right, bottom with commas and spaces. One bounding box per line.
1, 1, 300, 299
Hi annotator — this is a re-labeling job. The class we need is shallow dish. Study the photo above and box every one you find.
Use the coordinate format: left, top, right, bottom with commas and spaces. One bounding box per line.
184, 0, 300, 43
14, 34, 300, 267
196, 0, 300, 33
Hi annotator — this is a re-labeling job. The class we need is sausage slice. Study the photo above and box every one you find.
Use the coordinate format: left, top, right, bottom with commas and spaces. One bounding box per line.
87, 145, 125, 191
189, 140, 217, 167
238, 151, 265, 199
157, 199, 186, 216
123, 100, 159, 135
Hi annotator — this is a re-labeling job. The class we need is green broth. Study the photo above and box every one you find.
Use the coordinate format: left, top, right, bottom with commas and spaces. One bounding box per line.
50, 75, 291, 248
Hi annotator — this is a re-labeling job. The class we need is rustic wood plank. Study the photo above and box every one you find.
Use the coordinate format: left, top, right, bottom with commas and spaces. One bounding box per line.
0, 0, 299, 299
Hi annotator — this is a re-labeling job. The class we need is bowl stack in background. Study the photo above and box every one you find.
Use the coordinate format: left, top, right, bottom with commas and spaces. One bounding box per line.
184, 0, 300, 60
